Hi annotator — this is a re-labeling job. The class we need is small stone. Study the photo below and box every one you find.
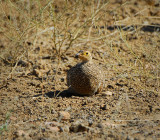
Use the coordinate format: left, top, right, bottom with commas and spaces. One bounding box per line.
48, 126, 60, 132
69, 124, 89, 133
45, 121, 61, 132
101, 121, 126, 128
102, 91, 113, 96
58, 111, 70, 120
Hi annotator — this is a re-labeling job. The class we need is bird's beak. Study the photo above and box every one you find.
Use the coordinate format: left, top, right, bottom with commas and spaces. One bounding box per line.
75, 53, 79, 59
75, 50, 83, 59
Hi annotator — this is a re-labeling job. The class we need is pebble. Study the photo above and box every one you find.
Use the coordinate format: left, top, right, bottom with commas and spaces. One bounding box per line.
101, 121, 126, 128
48, 126, 60, 132
102, 91, 113, 96
45, 121, 61, 132
69, 124, 89, 133
58, 111, 71, 120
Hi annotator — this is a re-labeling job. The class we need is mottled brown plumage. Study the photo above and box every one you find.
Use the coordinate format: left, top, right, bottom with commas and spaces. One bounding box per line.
67, 50, 104, 96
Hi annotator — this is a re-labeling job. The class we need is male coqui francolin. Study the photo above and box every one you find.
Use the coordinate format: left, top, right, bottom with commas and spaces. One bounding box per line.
67, 50, 104, 96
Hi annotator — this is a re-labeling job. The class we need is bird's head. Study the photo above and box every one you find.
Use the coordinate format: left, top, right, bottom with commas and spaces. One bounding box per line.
75, 50, 92, 62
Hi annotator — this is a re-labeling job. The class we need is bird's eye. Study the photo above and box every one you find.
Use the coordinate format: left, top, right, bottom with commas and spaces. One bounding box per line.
86, 52, 88, 55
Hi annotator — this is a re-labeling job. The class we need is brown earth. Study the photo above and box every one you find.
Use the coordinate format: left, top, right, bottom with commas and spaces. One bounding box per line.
0, 0, 160, 139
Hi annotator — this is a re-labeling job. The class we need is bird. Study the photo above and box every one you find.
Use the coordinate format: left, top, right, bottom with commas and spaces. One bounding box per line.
67, 50, 104, 96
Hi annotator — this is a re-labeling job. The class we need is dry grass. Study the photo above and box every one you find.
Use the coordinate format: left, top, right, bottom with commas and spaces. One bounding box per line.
0, 0, 159, 91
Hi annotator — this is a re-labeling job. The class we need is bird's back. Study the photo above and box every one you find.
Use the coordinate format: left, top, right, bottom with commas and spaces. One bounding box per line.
67, 61, 104, 96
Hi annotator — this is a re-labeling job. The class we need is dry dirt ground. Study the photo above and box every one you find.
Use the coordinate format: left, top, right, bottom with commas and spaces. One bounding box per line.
0, 0, 160, 139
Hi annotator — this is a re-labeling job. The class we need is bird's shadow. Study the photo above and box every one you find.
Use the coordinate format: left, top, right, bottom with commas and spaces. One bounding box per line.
33, 89, 94, 98
45, 90, 73, 98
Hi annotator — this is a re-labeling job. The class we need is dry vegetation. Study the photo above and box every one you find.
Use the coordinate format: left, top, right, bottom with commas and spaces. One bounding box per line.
0, 0, 160, 139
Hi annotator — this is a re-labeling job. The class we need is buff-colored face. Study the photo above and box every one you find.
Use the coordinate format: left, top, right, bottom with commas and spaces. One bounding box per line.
75, 50, 92, 62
